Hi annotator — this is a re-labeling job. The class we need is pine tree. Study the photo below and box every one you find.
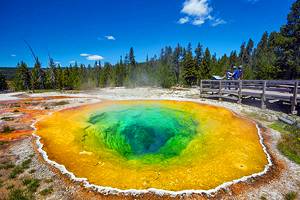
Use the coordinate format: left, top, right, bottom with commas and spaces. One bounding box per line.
128, 47, 137, 87
182, 44, 197, 86
194, 43, 203, 83
217, 54, 230, 75
56, 65, 64, 90
173, 44, 182, 84
200, 48, 212, 80
277, 0, 300, 79
31, 59, 45, 90
0, 72, 8, 91
253, 32, 278, 79
46, 58, 57, 89
239, 42, 247, 65
229, 51, 238, 67
14, 61, 31, 91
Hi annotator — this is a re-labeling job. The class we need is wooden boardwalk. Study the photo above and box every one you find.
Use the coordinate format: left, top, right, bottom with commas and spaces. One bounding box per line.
200, 80, 299, 114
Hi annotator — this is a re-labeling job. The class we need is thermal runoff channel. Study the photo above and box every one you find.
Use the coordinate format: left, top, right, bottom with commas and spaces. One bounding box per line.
36, 100, 268, 191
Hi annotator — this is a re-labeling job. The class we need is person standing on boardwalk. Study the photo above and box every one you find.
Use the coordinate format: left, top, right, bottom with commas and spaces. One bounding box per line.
232, 66, 240, 80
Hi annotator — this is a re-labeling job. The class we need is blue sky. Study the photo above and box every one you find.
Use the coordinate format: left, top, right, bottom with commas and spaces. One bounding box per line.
0, 0, 295, 67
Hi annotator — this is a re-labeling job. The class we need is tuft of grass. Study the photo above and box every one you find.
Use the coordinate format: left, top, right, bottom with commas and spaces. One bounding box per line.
0, 179, 3, 188
13, 109, 20, 113
0, 162, 15, 170
1, 125, 14, 133
6, 184, 15, 190
0, 141, 7, 146
269, 121, 300, 164
269, 121, 292, 134
52, 101, 69, 106
23, 178, 40, 193
10, 104, 20, 108
29, 169, 36, 174
8, 189, 29, 200
260, 196, 267, 200
21, 158, 32, 169
9, 166, 24, 179
1, 117, 14, 121
9, 158, 32, 178
39, 186, 54, 196
284, 191, 298, 200
44, 178, 53, 183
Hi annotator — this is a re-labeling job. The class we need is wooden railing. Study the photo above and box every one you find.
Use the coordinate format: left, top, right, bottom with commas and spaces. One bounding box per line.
199, 80, 299, 114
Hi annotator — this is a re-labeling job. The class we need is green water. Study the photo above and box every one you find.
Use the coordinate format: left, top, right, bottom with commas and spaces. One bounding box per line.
86, 105, 198, 161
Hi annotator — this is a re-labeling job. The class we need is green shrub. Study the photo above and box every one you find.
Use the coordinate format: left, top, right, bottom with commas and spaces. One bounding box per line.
52, 101, 69, 106
9, 166, 24, 178
8, 189, 29, 200
270, 122, 300, 164
1, 125, 14, 133
0, 162, 15, 169
39, 187, 53, 196
21, 158, 32, 169
23, 178, 40, 193
6, 184, 15, 190
284, 191, 298, 200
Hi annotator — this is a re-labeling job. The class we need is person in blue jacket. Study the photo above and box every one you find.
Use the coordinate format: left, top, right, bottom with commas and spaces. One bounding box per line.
232, 66, 240, 80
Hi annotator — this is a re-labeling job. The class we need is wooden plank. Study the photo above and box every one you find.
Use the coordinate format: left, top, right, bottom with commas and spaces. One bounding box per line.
291, 81, 298, 115
200, 80, 203, 97
218, 81, 222, 101
238, 81, 242, 104
261, 81, 267, 109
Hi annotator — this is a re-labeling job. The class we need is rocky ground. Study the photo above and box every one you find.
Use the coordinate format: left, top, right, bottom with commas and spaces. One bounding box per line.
0, 87, 299, 200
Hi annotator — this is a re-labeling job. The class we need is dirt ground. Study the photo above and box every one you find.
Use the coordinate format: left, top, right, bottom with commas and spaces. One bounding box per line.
0, 88, 299, 200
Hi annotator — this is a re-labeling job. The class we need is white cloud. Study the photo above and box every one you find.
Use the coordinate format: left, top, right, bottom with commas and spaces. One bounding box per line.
105, 35, 116, 40
211, 18, 227, 27
181, 0, 212, 17
55, 61, 60, 64
80, 53, 90, 57
86, 55, 104, 61
192, 18, 205, 25
178, 0, 226, 27
69, 60, 76, 64
11, 54, 16, 57
178, 17, 190, 24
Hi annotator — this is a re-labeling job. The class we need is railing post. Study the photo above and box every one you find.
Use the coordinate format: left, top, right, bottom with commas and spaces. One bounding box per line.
218, 80, 222, 101
238, 80, 242, 104
291, 80, 298, 115
261, 81, 267, 109
200, 80, 203, 98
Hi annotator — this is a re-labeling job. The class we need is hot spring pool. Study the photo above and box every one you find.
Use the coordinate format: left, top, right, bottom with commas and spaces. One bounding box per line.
35, 100, 269, 193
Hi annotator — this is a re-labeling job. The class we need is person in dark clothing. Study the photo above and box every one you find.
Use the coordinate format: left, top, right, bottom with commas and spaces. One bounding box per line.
238, 65, 244, 80
225, 69, 232, 89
